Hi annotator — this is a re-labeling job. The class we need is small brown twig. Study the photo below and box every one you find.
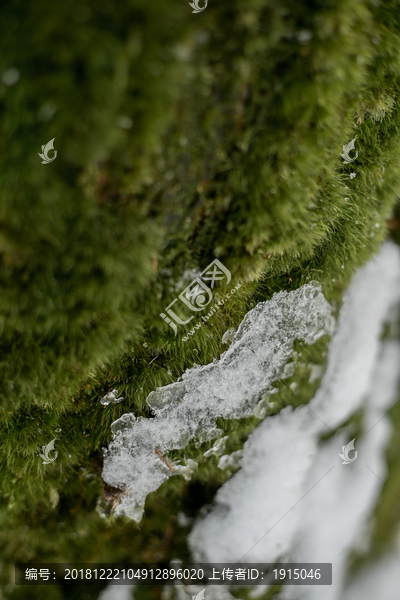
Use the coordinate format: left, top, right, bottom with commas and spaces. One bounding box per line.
155, 448, 174, 472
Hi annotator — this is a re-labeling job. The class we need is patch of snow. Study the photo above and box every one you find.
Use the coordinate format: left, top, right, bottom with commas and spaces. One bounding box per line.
190, 403, 321, 562
218, 449, 243, 471
341, 531, 400, 600
102, 283, 334, 521
176, 511, 193, 527
188, 242, 400, 600
310, 243, 400, 429
281, 340, 400, 600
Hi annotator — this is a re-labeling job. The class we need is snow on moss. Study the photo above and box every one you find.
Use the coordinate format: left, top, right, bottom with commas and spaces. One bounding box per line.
102, 283, 334, 521
189, 242, 400, 600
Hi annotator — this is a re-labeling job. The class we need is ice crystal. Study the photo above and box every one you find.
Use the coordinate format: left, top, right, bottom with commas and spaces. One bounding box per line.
170, 458, 197, 480
203, 436, 229, 458
102, 283, 334, 520
221, 328, 236, 345
218, 449, 243, 470
100, 389, 124, 406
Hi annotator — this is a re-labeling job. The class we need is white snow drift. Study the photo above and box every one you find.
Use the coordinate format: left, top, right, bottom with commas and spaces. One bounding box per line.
189, 242, 400, 600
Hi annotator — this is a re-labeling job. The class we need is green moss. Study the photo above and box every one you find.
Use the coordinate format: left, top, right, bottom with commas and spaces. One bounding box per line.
3, 0, 400, 597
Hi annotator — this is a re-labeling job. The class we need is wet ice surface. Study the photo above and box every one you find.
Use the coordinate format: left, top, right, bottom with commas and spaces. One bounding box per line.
102, 283, 334, 521
100, 389, 125, 406
189, 242, 400, 600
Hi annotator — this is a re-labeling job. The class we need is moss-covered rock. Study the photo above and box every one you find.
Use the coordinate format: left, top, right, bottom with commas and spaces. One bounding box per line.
2, 0, 400, 597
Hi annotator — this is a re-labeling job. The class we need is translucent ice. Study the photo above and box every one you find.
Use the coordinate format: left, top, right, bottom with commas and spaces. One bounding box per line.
102, 283, 334, 520
221, 328, 236, 345
170, 458, 198, 480
203, 436, 229, 458
100, 389, 124, 406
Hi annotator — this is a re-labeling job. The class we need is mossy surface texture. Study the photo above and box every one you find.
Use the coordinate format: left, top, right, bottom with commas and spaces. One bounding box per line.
2, 0, 400, 598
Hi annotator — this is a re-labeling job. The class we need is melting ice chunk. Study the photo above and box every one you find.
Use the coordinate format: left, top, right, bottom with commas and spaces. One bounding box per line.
102, 283, 334, 521
111, 413, 136, 434
100, 389, 125, 406
221, 328, 236, 345
204, 436, 229, 458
